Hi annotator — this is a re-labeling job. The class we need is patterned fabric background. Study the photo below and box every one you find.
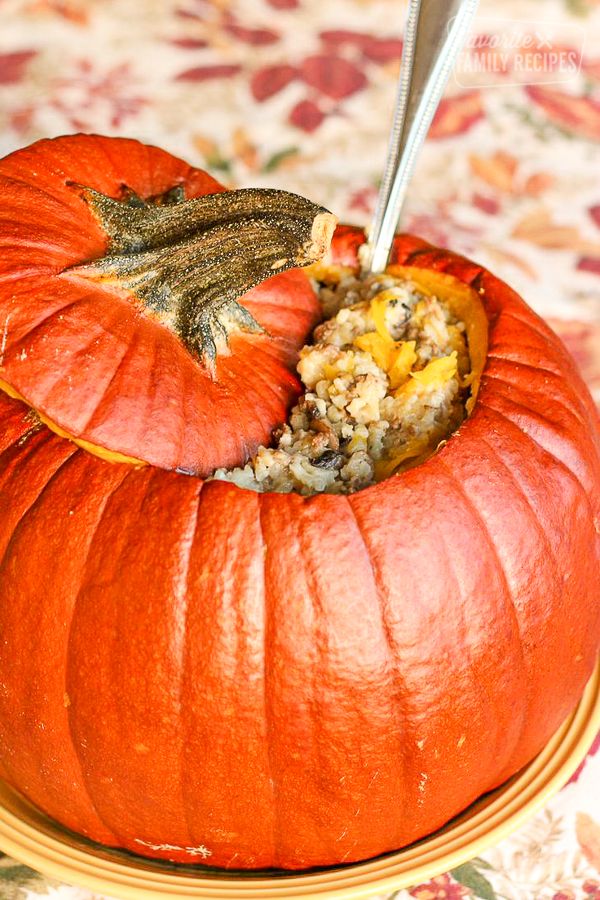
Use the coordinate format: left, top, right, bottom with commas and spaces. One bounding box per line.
0, 0, 599, 897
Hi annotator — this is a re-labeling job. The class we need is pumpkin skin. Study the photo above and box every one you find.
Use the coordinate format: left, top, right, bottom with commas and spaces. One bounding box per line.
0, 144, 599, 870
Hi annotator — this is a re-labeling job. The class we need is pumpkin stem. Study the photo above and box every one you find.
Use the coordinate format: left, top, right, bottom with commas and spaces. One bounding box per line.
63, 184, 336, 372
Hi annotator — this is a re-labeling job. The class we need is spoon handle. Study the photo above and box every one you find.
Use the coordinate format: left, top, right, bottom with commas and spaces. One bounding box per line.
364, 0, 479, 274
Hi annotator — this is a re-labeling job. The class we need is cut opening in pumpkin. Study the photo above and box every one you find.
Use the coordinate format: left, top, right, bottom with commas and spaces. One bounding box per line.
211, 263, 488, 494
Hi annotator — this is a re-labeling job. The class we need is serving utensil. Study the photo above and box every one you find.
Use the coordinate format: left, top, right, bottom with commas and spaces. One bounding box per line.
364, 0, 479, 273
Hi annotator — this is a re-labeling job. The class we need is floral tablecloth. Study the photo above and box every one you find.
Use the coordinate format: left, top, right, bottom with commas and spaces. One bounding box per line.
0, 0, 599, 897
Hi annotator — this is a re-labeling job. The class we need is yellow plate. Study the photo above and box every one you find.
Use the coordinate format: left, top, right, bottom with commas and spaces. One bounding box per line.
0, 660, 598, 900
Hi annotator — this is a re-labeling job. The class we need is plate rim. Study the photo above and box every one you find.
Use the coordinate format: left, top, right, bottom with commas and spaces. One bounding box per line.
0, 659, 597, 900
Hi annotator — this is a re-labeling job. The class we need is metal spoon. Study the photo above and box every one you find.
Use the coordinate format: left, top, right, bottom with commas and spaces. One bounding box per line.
364, 0, 479, 274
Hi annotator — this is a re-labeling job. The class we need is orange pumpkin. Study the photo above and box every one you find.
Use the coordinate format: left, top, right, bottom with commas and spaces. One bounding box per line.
0, 135, 598, 871
0, 134, 334, 474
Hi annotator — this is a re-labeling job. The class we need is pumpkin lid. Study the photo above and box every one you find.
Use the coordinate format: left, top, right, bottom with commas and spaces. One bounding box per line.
0, 134, 335, 475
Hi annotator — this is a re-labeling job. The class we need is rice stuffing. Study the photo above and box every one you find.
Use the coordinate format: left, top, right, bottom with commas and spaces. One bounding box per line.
211, 266, 473, 495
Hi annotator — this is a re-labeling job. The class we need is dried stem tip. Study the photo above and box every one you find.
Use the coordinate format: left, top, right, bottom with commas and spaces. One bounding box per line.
64, 184, 337, 370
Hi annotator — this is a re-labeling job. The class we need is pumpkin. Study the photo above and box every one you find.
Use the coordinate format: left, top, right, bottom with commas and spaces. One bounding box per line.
0, 135, 599, 871
0, 134, 334, 474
